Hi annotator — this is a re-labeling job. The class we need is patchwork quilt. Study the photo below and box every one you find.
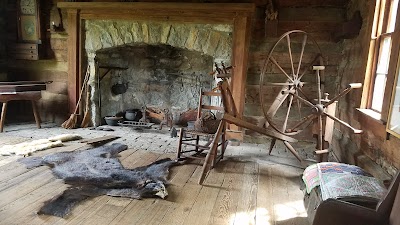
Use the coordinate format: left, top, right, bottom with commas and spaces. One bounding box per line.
302, 162, 386, 201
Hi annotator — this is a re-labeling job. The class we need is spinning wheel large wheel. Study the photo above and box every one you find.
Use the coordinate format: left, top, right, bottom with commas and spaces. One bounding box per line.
259, 30, 362, 161
260, 30, 324, 136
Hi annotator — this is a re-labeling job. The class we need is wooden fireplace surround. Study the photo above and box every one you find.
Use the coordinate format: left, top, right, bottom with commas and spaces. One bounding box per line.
58, 2, 255, 135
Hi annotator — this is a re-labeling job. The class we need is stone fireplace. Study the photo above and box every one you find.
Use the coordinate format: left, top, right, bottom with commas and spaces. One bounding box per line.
58, 2, 254, 137
85, 20, 233, 125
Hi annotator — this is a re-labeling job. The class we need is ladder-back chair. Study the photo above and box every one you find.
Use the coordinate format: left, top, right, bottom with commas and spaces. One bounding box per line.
176, 88, 227, 184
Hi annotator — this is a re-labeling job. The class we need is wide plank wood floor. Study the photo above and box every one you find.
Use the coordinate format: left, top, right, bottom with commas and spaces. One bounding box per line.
0, 141, 309, 225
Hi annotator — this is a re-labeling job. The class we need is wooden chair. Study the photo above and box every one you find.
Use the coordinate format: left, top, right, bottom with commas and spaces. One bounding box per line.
176, 88, 226, 184
312, 171, 400, 225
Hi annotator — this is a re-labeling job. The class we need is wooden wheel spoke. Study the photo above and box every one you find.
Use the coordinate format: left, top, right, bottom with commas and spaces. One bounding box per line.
323, 112, 363, 134
291, 114, 317, 131
269, 56, 294, 82
291, 93, 314, 108
264, 114, 300, 136
283, 94, 294, 131
295, 86, 314, 104
286, 35, 295, 77
298, 54, 321, 81
323, 85, 353, 107
296, 34, 308, 78
295, 90, 302, 120
266, 86, 290, 117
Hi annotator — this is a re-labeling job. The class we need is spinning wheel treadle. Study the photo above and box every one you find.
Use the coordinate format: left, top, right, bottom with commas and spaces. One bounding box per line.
259, 30, 362, 161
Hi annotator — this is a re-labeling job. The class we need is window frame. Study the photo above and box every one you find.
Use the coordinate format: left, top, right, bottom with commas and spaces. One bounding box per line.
362, 0, 400, 122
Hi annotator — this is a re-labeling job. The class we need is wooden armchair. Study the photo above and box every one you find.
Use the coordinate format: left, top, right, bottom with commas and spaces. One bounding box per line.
312, 171, 400, 225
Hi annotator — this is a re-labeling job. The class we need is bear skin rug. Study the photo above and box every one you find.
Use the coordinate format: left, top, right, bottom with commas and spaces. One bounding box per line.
18, 143, 180, 218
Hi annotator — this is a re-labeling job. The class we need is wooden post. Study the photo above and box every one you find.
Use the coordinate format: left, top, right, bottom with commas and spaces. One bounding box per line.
229, 15, 252, 137
67, 9, 80, 114
231, 15, 251, 120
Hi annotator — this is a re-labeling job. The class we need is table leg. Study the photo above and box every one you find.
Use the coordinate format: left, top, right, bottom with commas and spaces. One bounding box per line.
0, 102, 7, 132
31, 101, 41, 129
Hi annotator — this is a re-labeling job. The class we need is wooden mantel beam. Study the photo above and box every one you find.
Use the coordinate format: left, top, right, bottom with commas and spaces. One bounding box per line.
57, 2, 255, 14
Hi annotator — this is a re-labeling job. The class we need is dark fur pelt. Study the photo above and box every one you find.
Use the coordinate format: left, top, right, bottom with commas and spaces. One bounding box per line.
18, 143, 179, 218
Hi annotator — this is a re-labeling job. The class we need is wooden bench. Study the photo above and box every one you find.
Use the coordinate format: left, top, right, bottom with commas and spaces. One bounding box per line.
0, 90, 43, 132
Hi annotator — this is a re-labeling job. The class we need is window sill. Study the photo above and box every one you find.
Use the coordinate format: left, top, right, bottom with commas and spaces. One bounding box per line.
356, 108, 383, 124
356, 108, 387, 140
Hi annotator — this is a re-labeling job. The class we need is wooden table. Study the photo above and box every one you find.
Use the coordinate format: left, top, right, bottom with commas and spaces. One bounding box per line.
0, 91, 42, 132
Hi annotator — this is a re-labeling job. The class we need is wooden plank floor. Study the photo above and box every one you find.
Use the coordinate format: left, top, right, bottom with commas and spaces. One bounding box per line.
0, 142, 309, 225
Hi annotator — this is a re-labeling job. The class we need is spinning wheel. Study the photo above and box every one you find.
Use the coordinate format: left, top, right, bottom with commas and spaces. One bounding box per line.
259, 30, 362, 161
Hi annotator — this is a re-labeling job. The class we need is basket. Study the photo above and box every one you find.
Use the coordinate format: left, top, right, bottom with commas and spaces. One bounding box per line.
194, 112, 221, 134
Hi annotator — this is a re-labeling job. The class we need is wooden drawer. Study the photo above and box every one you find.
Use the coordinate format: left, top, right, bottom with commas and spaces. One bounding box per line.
10, 48, 38, 55
10, 53, 39, 60
10, 43, 38, 50
8, 43, 40, 60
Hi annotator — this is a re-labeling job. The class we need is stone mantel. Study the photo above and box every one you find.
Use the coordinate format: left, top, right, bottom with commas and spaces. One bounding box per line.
58, 2, 254, 137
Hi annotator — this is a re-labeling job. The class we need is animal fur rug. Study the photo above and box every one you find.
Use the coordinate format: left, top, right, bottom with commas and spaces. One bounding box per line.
18, 143, 179, 218
0, 134, 82, 156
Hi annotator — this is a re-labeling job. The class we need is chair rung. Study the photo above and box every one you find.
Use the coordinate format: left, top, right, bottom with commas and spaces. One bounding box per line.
183, 156, 206, 161
181, 138, 198, 141
201, 105, 224, 111
184, 131, 215, 137
182, 152, 223, 161
181, 142, 210, 150
180, 149, 204, 154
202, 91, 221, 96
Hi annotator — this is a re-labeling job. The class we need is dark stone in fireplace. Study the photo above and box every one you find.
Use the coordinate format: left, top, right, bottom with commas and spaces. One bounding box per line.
96, 43, 214, 122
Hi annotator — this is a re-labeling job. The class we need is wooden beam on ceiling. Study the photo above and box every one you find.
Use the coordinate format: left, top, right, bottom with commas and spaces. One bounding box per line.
277, 0, 349, 8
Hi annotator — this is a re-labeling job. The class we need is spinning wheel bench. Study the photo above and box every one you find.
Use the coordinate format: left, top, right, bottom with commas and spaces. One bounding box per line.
0, 82, 48, 132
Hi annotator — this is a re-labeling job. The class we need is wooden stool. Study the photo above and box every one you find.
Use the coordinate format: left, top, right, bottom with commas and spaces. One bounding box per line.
0, 91, 42, 132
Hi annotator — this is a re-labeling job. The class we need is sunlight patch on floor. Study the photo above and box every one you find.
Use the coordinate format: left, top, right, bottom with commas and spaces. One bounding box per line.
255, 207, 272, 225
274, 200, 307, 221
230, 202, 306, 225
230, 208, 271, 225
230, 210, 256, 225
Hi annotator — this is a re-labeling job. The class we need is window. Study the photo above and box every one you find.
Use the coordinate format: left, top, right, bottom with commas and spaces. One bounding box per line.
368, 0, 399, 113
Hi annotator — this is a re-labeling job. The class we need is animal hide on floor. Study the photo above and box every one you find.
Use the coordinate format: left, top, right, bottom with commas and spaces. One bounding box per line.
18, 143, 179, 218
0, 134, 82, 156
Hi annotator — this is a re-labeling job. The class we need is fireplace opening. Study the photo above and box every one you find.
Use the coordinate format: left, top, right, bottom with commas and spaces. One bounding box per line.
84, 20, 233, 127
95, 43, 215, 125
